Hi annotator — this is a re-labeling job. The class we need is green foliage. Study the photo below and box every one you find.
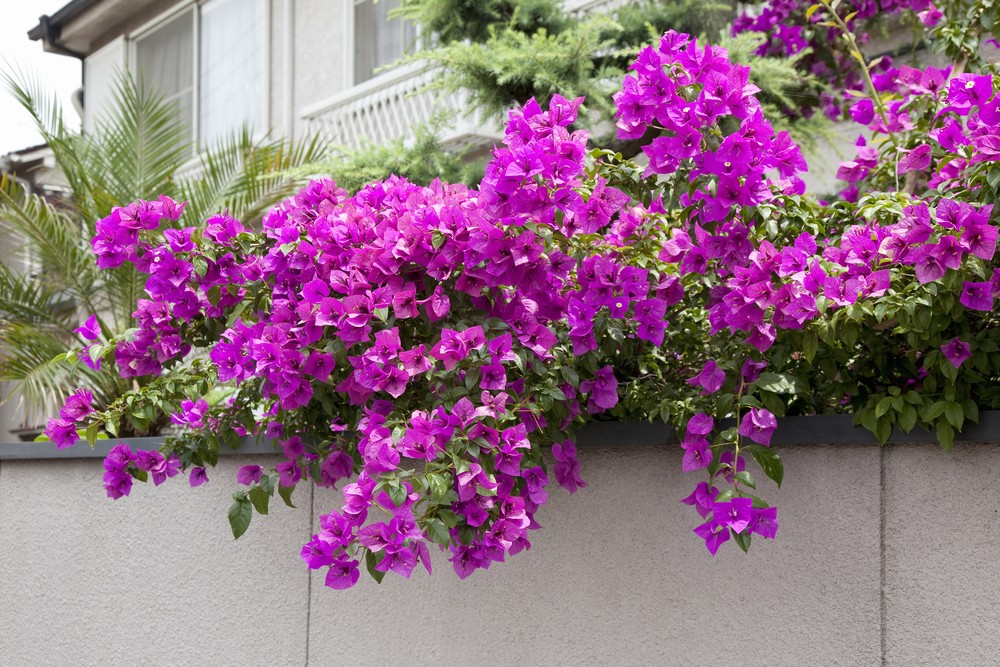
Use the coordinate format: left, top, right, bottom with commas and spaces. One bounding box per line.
0, 71, 322, 429
396, 0, 570, 43
715, 32, 832, 152
285, 121, 484, 193
614, 0, 736, 48
398, 0, 828, 152
415, 15, 624, 129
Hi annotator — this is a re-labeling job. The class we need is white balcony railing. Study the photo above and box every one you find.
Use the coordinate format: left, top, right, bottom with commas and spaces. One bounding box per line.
299, 63, 500, 151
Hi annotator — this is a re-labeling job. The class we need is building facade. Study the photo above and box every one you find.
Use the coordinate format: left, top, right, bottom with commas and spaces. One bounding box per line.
28, 0, 515, 152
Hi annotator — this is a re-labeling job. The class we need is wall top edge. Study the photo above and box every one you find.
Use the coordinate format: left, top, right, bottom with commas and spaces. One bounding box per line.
3, 412, 998, 460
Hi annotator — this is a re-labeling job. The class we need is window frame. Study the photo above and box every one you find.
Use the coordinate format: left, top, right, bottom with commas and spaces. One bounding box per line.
346, 0, 420, 88
125, 0, 271, 150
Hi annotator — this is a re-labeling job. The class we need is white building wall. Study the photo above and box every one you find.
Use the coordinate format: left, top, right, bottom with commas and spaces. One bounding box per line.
291, 0, 350, 140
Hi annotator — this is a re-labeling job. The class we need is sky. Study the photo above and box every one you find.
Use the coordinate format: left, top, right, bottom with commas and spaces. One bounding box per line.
0, 1, 82, 155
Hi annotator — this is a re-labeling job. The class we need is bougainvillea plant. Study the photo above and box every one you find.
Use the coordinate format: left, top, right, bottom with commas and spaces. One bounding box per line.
40, 0, 1000, 586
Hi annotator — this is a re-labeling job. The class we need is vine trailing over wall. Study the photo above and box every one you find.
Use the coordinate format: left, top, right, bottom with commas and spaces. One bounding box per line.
36, 0, 1000, 587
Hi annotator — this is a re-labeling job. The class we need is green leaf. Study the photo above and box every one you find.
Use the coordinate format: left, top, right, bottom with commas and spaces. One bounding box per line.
248, 487, 270, 515
898, 404, 917, 433
944, 402, 964, 430
278, 484, 296, 508
936, 420, 955, 452
85, 422, 98, 447
875, 396, 893, 418
734, 470, 756, 489
754, 372, 805, 395
424, 517, 451, 546
747, 444, 783, 488
802, 331, 818, 363
714, 489, 735, 503
438, 509, 459, 528
365, 550, 386, 584
922, 401, 947, 421
260, 474, 275, 496
963, 399, 980, 424
387, 481, 407, 508
732, 529, 752, 553
228, 496, 252, 539
854, 407, 878, 434
874, 417, 892, 445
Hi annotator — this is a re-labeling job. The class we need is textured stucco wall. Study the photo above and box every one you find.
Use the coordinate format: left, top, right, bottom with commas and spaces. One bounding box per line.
0, 455, 309, 666
0, 442, 997, 666
883, 444, 1000, 666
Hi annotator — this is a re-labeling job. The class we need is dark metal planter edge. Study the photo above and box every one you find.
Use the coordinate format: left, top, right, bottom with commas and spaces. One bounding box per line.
3, 411, 1000, 460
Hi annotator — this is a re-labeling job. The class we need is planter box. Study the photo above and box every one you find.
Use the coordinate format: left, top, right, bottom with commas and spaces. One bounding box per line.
4, 412, 1000, 460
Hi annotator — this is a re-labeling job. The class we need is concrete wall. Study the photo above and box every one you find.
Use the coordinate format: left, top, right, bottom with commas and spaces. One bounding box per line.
2, 440, 998, 666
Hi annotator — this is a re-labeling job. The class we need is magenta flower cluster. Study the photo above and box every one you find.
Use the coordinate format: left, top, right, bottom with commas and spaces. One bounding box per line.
51, 87, 686, 583
44, 13, 1000, 576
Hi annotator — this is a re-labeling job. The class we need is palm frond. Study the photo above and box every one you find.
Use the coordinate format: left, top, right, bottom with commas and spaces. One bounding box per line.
2, 66, 99, 217
83, 74, 191, 217
0, 262, 78, 335
0, 322, 119, 423
179, 128, 326, 224
0, 175, 107, 320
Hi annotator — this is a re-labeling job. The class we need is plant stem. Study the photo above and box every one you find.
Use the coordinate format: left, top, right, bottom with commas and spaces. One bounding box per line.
818, 0, 900, 148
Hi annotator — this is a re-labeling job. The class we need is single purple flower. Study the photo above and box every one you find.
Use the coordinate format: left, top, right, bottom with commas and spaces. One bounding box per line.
941, 338, 972, 368
74, 314, 101, 341
737, 407, 777, 446
301, 535, 337, 570
59, 389, 94, 422
681, 481, 719, 518
681, 436, 713, 472
579, 365, 618, 412
693, 520, 730, 556
325, 559, 361, 590
849, 98, 875, 125
748, 506, 779, 538
718, 450, 747, 485
713, 497, 753, 534
551, 440, 586, 493
960, 281, 994, 311
237, 465, 264, 486
687, 360, 726, 395
44, 418, 79, 449
282, 436, 305, 461
151, 454, 181, 486
897, 144, 932, 174
686, 413, 714, 436
741, 358, 767, 383
189, 466, 209, 487
276, 460, 303, 487
479, 363, 507, 391
320, 451, 354, 487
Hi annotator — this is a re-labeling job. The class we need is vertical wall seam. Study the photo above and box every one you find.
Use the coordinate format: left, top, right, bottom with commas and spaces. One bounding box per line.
880, 443, 887, 666
304, 481, 314, 667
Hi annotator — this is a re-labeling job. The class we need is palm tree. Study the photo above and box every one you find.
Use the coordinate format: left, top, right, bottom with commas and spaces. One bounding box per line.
0, 72, 325, 436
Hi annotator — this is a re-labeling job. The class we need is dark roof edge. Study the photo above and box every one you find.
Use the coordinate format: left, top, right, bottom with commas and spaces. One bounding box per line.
27, 0, 100, 41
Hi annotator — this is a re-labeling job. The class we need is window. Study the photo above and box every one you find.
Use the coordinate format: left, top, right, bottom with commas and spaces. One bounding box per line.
129, 0, 268, 150
353, 0, 417, 84
134, 8, 195, 137
200, 0, 268, 146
